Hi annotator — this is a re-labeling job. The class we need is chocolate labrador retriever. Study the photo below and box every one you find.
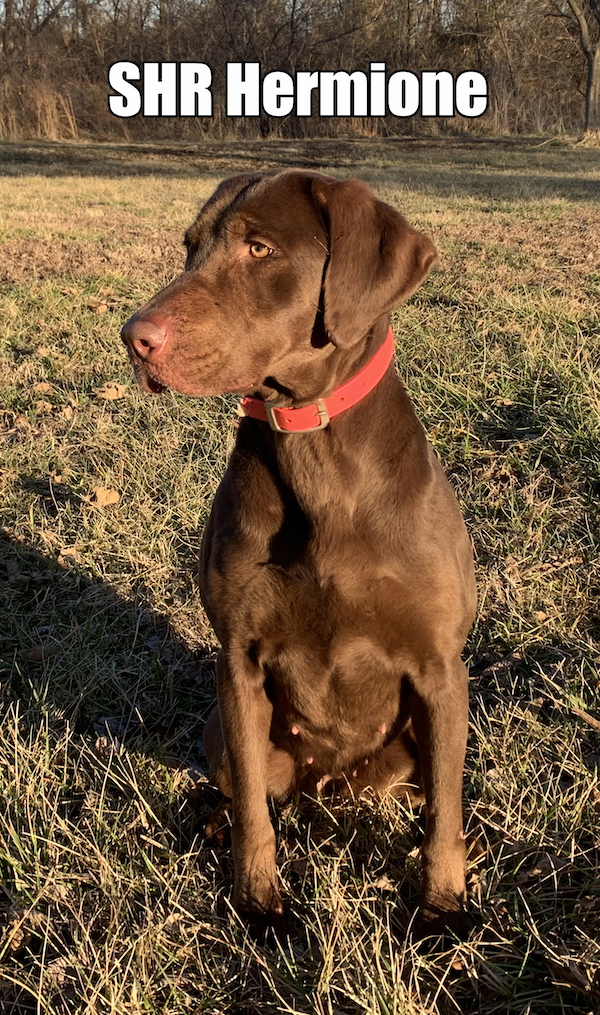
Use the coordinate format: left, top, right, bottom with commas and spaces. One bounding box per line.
122, 170, 477, 941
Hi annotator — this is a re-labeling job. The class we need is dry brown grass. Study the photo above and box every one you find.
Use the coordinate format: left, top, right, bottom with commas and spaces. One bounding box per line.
0, 138, 599, 1013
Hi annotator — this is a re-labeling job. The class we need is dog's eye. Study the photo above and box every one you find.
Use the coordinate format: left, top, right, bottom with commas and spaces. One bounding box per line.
249, 242, 273, 259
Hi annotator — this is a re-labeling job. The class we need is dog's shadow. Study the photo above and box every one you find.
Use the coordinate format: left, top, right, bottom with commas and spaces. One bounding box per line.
0, 527, 439, 900
1, 528, 216, 821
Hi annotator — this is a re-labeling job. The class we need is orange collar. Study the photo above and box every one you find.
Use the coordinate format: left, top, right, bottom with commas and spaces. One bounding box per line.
238, 327, 394, 433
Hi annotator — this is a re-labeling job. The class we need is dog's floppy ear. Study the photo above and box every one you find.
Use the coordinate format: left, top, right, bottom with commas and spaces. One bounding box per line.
312, 178, 437, 349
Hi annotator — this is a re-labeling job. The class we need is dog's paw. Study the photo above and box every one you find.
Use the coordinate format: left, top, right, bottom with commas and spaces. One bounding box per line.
235, 883, 286, 943
202, 801, 232, 848
412, 903, 473, 947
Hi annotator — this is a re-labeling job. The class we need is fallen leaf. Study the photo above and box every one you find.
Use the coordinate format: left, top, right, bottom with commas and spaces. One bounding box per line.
374, 875, 395, 891
478, 652, 523, 679
544, 955, 590, 992
33, 381, 53, 394
516, 852, 570, 884
27, 644, 60, 662
0, 908, 31, 955
58, 547, 80, 566
45, 957, 68, 984
35, 400, 53, 414
95, 382, 127, 400
94, 303, 109, 314
36, 345, 51, 357
92, 487, 120, 507
61, 405, 74, 419
42, 881, 69, 903
524, 697, 543, 717
290, 858, 309, 876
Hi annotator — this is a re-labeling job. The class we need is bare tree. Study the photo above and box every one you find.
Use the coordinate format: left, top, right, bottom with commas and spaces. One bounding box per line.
564, 0, 600, 130
0, 0, 595, 140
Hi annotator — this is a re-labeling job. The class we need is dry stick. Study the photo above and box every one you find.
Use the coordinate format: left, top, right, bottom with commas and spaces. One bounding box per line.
572, 707, 600, 733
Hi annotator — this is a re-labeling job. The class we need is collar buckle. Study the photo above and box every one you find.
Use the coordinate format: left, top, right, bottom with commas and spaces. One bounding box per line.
265, 398, 330, 433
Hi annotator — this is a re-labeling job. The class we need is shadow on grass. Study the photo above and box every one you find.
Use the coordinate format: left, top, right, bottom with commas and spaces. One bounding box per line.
0, 528, 214, 753
1, 525, 599, 1012
0, 137, 598, 202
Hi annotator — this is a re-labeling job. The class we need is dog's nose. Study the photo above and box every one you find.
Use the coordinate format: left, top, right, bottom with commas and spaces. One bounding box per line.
121, 316, 168, 361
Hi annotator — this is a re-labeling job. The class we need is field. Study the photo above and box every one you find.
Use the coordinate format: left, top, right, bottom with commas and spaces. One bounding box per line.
1, 136, 599, 1014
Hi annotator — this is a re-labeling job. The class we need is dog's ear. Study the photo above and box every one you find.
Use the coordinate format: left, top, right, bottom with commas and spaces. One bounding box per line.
312, 178, 437, 349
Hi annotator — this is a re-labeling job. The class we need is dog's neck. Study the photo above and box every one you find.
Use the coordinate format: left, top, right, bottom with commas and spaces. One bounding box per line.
235, 317, 426, 526
253, 317, 391, 408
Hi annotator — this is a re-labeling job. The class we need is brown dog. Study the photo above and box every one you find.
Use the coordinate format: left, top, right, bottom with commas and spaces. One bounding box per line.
122, 170, 477, 940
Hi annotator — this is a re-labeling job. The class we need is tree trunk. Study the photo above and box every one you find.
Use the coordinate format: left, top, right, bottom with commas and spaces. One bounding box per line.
586, 45, 600, 131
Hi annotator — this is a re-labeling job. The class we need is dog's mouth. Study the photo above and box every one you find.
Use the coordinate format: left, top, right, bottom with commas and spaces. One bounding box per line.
133, 363, 168, 394
146, 374, 168, 394
132, 357, 261, 399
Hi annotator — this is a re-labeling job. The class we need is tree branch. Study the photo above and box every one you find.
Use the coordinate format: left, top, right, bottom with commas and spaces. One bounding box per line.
33, 0, 71, 37
566, 0, 593, 55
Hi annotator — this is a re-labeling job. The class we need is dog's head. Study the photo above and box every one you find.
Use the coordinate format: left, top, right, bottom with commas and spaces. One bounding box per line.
121, 170, 436, 401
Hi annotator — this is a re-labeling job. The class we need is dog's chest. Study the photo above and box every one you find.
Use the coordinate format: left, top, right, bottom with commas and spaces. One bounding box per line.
236, 557, 411, 752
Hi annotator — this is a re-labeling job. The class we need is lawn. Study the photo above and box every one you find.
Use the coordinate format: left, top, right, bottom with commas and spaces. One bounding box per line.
0, 136, 599, 1013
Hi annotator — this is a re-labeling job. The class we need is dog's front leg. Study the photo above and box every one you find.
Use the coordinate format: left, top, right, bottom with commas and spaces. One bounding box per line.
409, 658, 471, 940
216, 648, 283, 926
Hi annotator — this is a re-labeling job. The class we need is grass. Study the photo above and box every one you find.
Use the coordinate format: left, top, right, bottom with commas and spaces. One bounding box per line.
0, 137, 599, 1013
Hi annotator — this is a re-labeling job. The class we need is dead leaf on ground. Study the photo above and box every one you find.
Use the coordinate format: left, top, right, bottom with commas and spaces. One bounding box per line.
524, 697, 543, 717
0, 907, 33, 955
95, 382, 127, 400
36, 345, 51, 357
58, 546, 81, 566
290, 858, 309, 876
92, 486, 120, 507
46, 957, 69, 985
515, 852, 570, 884
35, 400, 54, 413
478, 652, 523, 679
33, 381, 53, 394
93, 302, 109, 314
27, 644, 60, 663
544, 955, 591, 993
